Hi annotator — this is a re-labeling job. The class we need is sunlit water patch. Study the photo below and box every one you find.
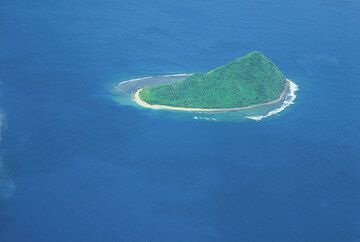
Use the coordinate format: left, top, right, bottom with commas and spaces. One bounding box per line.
114, 74, 298, 122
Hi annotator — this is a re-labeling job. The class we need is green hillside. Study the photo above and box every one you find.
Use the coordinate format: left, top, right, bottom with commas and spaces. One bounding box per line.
139, 51, 286, 109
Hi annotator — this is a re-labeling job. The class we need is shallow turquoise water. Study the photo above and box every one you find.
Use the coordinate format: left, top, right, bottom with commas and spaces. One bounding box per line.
0, 0, 359, 241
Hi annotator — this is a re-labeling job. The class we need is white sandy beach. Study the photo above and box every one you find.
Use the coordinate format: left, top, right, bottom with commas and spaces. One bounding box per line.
133, 79, 291, 113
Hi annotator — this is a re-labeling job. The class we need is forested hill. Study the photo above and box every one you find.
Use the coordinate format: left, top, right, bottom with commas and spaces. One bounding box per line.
139, 51, 287, 108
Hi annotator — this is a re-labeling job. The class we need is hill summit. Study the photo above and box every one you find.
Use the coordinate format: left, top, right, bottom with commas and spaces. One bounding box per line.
139, 51, 287, 109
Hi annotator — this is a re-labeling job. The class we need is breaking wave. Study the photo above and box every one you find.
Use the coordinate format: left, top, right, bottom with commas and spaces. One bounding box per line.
116, 73, 191, 88
193, 116, 217, 121
247, 80, 299, 121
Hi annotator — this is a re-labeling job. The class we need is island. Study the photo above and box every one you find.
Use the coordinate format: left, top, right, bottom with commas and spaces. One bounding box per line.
134, 51, 289, 112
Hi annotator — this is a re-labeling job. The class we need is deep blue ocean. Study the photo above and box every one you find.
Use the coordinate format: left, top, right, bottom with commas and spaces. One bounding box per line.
1, 0, 360, 241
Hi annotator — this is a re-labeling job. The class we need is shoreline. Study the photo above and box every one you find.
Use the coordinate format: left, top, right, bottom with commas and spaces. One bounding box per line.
133, 79, 291, 113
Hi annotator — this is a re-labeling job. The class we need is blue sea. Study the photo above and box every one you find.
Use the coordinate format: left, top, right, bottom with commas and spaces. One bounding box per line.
1, 0, 360, 241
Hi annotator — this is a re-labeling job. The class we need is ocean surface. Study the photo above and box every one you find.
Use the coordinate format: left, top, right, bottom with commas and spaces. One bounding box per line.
1, 0, 360, 241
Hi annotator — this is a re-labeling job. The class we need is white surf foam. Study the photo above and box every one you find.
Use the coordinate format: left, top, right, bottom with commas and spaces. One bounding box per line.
116, 76, 153, 88
193, 116, 217, 121
247, 80, 299, 121
163, 73, 192, 77
116, 73, 192, 88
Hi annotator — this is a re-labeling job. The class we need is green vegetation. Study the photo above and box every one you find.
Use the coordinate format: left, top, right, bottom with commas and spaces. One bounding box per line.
139, 51, 286, 108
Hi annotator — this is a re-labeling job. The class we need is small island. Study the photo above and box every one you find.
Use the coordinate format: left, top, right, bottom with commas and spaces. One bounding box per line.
134, 51, 289, 112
